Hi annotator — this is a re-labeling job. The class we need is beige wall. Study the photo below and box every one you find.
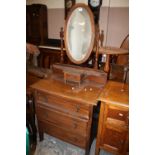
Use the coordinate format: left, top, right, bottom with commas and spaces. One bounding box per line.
26, 0, 129, 8
100, 7, 129, 47
47, 9, 65, 39
27, 0, 129, 47
46, 7, 129, 47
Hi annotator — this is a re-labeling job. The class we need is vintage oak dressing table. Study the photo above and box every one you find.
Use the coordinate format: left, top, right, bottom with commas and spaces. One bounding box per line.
31, 3, 107, 155
31, 65, 107, 154
95, 81, 129, 155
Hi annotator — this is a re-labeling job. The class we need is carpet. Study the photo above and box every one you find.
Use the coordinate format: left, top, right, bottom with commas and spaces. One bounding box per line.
34, 134, 113, 155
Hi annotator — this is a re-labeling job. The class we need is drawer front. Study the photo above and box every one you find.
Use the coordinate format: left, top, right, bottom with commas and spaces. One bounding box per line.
36, 91, 90, 119
101, 128, 127, 154
38, 120, 87, 148
36, 105, 88, 137
107, 106, 129, 122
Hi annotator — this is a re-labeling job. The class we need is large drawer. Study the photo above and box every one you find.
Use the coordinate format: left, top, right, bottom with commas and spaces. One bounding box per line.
36, 104, 88, 137
36, 91, 90, 119
38, 120, 87, 148
107, 105, 129, 122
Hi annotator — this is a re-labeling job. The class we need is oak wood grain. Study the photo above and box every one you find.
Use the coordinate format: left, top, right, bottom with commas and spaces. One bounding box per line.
95, 81, 129, 155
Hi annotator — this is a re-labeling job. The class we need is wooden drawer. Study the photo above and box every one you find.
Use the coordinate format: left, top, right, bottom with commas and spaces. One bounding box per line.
36, 105, 88, 137
38, 120, 87, 148
101, 128, 127, 154
36, 91, 90, 119
107, 105, 129, 122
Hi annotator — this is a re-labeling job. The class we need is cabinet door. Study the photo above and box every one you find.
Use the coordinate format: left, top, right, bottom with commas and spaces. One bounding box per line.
30, 6, 41, 44
31, 11, 40, 37
26, 4, 48, 45
101, 127, 128, 154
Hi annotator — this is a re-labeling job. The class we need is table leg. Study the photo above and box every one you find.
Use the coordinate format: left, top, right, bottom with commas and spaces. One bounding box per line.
104, 54, 110, 74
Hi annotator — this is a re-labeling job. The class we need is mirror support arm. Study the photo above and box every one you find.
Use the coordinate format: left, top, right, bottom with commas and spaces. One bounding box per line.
60, 27, 64, 64
104, 54, 111, 80
94, 25, 100, 69
100, 30, 104, 47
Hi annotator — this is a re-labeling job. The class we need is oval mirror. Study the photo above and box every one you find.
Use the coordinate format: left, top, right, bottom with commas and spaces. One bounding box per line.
64, 4, 95, 64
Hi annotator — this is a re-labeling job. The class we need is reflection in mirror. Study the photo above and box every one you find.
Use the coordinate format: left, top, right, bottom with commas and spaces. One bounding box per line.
65, 4, 95, 64
68, 7, 91, 61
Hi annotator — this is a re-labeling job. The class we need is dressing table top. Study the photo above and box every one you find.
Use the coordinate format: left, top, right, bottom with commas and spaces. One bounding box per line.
31, 78, 104, 106
98, 81, 129, 107
99, 46, 129, 55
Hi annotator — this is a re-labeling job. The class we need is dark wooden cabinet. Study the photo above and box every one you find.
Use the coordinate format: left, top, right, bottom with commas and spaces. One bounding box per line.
96, 81, 129, 155
26, 4, 48, 45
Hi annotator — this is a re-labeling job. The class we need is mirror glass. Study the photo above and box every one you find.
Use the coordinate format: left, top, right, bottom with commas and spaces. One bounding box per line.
65, 5, 95, 64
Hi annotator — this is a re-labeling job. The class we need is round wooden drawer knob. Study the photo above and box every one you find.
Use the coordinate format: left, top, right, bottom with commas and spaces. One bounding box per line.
118, 113, 123, 117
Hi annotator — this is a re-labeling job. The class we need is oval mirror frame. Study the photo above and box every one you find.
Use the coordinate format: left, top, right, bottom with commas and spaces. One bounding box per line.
64, 3, 95, 64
